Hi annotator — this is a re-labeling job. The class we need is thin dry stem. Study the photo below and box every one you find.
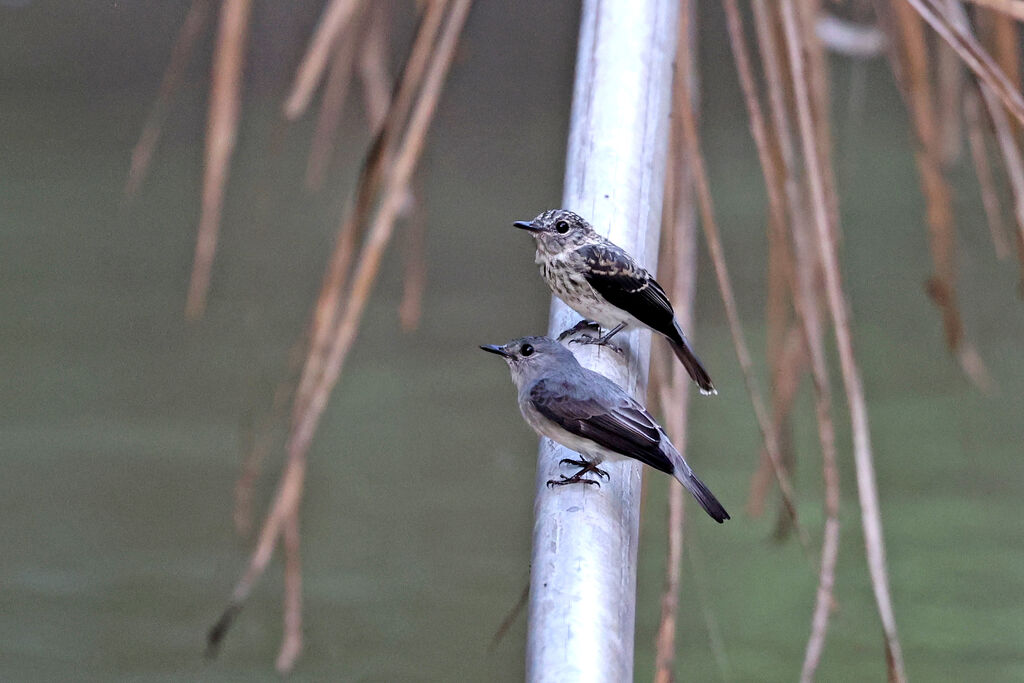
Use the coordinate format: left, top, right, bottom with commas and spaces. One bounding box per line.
293, 0, 449, 424
978, 67, 1024, 266
724, 0, 807, 522
934, 2, 1001, 391
359, 1, 394, 130
906, 0, 1024, 128
799, 0, 841, 243
124, 0, 212, 201
654, 36, 698, 676
800, 480, 840, 682
890, 1, 961, 352
983, 83, 1024, 289
353, 0, 448, 218
489, 581, 530, 651
399, 182, 428, 332
748, 326, 805, 520
724, 0, 794, 290
790, 178, 841, 683
654, 479, 686, 683
206, 447, 306, 658
937, 5, 964, 165
963, 0, 1024, 21
234, 366, 296, 536
679, 3, 810, 552
305, 21, 361, 191
781, 1, 906, 678
273, 24, 473, 648
276, 510, 303, 673
208, 1, 472, 661
753, 1, 799, 181
186, 0, 253, 320
752, 0, 811, 269
284, 0, 364, 120
964, 87, 1012, 259
987, 9, 1022, 116
887, 1, 996, 391
292, 0, 472, 463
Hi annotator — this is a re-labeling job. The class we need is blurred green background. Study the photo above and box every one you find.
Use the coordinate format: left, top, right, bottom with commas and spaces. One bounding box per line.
2, 1, 1022, 680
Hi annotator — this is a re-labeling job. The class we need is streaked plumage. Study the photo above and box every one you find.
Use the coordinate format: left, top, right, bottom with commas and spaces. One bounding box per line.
515, 209, 716, 395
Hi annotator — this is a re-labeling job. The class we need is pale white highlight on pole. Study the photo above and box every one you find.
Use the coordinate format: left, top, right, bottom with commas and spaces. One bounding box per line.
525, 1, 679, 681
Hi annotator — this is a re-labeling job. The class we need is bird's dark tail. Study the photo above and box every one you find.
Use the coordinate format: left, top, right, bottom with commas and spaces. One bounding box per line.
667, 322, 717, 395
663, 443, 729, 522
674, 463, 730, 523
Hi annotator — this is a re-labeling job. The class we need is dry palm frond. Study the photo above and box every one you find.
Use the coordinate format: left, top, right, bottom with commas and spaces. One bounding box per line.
205, 0, 473, 670
727, 3, 842, 666
686, 0, 809, 551
780, 1, 906, 678
723, 0, 807, 524
292, 0, 448, 429
877, 0, 996, 389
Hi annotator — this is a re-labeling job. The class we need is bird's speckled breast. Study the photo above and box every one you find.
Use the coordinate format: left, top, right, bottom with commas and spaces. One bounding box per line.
536, 249, 631, 326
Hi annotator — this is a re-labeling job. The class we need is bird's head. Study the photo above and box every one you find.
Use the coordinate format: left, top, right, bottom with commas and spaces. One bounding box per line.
514, 209, 595, 256
480, 335, 574, 385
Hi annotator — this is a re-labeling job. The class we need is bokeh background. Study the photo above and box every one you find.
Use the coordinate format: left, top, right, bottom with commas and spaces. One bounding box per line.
2, 1, 1023, 680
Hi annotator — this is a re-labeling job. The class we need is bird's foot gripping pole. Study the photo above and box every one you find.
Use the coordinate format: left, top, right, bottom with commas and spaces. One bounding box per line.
556, 319, 603, 342
546, 457, 610, 488
564, 321, 627, 354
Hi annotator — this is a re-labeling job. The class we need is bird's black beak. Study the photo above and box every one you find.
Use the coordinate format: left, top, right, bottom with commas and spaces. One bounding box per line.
479, 344, 512, 358
514, 220, 541, 232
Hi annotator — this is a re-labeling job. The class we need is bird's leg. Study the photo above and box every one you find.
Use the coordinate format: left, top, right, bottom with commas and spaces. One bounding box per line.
559, 457, 610, 479
546, 456, 610, 488
556, 319, 602, 342
568, 322, 626, 354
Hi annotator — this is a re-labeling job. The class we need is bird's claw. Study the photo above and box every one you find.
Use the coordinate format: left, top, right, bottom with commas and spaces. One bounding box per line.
568, 335, 624, 355
557, 319, 602, 342
558, 458, 609, 479
547, 475, 601, 488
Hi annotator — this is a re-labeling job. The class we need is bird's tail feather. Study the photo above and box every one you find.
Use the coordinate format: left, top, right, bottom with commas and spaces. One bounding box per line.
668, 322, 716, 395
669, 453, 729, 523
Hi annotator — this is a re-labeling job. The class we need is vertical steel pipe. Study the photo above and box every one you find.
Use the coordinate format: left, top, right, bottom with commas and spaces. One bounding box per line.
525, 1, 680, 680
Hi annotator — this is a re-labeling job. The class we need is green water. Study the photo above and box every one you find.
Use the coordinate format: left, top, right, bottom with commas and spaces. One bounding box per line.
2, 2, 1023, 681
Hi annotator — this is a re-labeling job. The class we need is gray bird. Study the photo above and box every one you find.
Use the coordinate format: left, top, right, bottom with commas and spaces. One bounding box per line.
515, 209, 716, 395
481, 335, 729, 523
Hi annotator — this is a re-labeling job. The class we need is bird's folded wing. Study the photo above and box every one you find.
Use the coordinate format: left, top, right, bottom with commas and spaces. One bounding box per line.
529, 378, 674, 474
577, 243, 676, 335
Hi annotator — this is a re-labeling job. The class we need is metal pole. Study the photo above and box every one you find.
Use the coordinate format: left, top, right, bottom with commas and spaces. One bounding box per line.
525, 1, 679, 681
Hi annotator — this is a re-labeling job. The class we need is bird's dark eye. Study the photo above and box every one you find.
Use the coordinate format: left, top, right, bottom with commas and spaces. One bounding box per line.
555, 220, 570, 234
520, 343, 535, 357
